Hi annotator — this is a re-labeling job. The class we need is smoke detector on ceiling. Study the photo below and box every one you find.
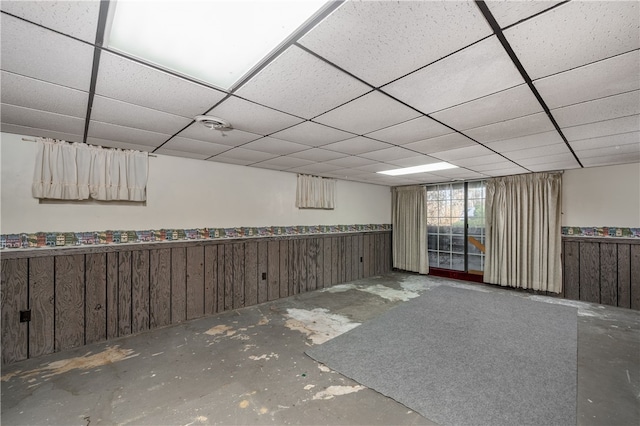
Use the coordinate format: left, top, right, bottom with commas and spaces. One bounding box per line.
195, 115, 233, 131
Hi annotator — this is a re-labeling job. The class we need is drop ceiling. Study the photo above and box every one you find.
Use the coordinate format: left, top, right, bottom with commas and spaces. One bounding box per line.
1, 0, 638, 187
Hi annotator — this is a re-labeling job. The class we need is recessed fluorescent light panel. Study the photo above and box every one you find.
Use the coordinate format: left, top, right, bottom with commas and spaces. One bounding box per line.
106, 0, 327, 90
378, 162, 459, 176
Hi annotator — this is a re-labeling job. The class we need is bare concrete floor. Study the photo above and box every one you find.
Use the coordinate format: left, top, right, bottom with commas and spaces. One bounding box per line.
2, 273, 639, 425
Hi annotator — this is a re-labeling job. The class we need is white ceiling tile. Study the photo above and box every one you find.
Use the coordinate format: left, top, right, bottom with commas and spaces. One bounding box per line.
482, 166, 530, 177
96, 52, 226, 117
1, 14, 94, 91
324, 156, 377, 168
313, 91, 421, 135
431, 168, 487, 180
563, 115, 640, 142
154, 149, 211, 160
91, 96, 192, 135
1, 104, 84, 135
505, 1, 640, 79
365, 116, 453, 145
453, 154, 511, 168
235, 46, 370, 119
569, 132, 640, 151
321, 168, 368, 178
553, 91, 640, 128
0, 123, 83, 143
87, 121, 170, 148
402, 172, 451, 184
160, 137, 230, 157
386, 155, 441, 168
534, 51, 640, 109
241, 137, 309, 155
526, 159, 581, 172
208, 96, 303, 135
359, 146, 422, 162
502, 143, 571, 161
322, 137, 392, 155
403, 133, 476, 154
431, 84, 542, 130
1, 0, 100, 43
574, 142, 640, 159
579, 152, 640, 168
298, 1, 491, 87
178, 122, 261, 147
0, 71, 88, 118
430, 145, 496, 161
383, 36, 524, 114
485, 131, 564, 152
210, 148, 278, 165
84, 138, 155, 152
208, 157, 254, 166
269, 121, 354, 147
250, 156, 315, 171
465, 112, 555, 143
517, 153, 576, 167
472, 160, 526, 172
288, 163, 344, 175
485, 0, 563, 29
288, 148, 347, 162
354, 163, 402, 173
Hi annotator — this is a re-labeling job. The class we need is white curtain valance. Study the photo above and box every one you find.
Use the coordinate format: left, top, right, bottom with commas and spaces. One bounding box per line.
296, 174, 336, 209
392, 185, 428, 274
32, 138, 148, 202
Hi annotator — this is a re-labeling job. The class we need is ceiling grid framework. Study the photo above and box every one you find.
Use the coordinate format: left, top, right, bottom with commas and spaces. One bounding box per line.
1, 0, 638, 187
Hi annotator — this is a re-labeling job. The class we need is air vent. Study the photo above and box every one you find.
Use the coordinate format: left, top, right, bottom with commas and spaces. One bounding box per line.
194, 115, 233, 131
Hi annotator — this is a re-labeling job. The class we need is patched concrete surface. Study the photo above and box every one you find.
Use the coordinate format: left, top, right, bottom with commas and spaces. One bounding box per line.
1, 272, 638, 425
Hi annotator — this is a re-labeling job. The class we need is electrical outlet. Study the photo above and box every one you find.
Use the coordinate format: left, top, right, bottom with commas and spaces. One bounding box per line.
262, 272, 267, 280
20, 310, 31, 323
360, 256, 363, 262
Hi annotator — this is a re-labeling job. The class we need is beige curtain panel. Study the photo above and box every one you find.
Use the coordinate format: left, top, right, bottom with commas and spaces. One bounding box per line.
296, 174, 336, 209
484, 172, 562, 293
32, 138, 149, 202
392, 185, 428, 274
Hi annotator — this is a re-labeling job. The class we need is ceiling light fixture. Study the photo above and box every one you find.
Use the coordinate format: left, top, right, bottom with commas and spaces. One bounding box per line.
377, 162, 458, 176
195, 115, 233, 132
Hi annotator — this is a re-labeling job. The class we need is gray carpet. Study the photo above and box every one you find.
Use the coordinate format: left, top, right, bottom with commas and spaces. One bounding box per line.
306, 285, 577, 426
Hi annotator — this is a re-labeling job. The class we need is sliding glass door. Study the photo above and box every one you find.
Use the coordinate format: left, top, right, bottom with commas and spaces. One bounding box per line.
426, 181, 486, 274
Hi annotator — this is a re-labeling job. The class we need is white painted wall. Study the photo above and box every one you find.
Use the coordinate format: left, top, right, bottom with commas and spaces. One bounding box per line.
0, 132, 391, 233
562, 162, 640, 227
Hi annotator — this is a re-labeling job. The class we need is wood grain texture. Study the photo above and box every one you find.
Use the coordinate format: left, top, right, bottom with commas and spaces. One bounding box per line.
217, 246, 226, 313
384, 232, 392, 272
268, 241, 280, 301
224, 244, 234, 311
299, 239, 308, 293
599, 243, 618, 307
323, 237, 331, 288
280, 239, 289, 298
358, 234, 364, 279
579, 242, 600, 303
563, 241, 580, 302
118, 251, 132, 336
171, 247, 186, 323
85, 253, 107, 344
55, 255, 85, 351
352, 235, 359, 281
204, 245, 218, 315
630, 244, 640, 310
186, 246, 204, 320
307, 238, 318, 291
106, 252, 119, 339
288, 239, 296, 295
150, 248, 171, 328
257, 241, 268, 303
132, 250, 150, 333
28, 256, 54, 358
233, 243, 245, 309
316, 238, 324, 289
344, 236, 352, 283
331, 237, 338, 285
244, 242, 258, 307
363, 234, 371, 278
1, 259, 28, 365
617, 244, 631, 309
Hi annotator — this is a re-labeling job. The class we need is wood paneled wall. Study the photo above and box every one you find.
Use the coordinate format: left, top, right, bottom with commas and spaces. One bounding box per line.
1, 232, 391, 365
562, 237, 640, 310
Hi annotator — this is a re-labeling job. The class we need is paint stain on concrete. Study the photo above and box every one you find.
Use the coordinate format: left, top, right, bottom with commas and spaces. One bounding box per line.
249, 353, 279, 361
259, 407, 269, 415
238, 400, 250, 409
321, 283, 357, 293
356, 284, 419, 301
317, 364, 332, 373
1, 346, 138, 381
284, 308, 360, 345
312, 385, 366, 400
257, 316, 270, 326
205, 325, 234, 336
304, 384, 316, 390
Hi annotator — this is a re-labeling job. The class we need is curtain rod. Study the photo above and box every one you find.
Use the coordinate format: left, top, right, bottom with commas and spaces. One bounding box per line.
22, 138, 157, 157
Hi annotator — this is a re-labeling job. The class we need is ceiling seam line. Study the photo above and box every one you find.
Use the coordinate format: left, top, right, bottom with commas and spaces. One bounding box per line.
475, 0, 584, 168
82, 0, 110, 144
553, 88, 640, 111
530, 48, 640, 82
501, 0, 571, 32
0, 10, 94, 47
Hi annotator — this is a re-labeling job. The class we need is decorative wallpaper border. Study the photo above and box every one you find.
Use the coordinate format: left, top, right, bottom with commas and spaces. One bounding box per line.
0, 224, 392, 250
562, 226, 640, 238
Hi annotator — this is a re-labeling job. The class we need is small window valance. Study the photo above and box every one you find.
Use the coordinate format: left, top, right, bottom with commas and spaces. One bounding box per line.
32, 138, 148, 202
296, 174, 336, 209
